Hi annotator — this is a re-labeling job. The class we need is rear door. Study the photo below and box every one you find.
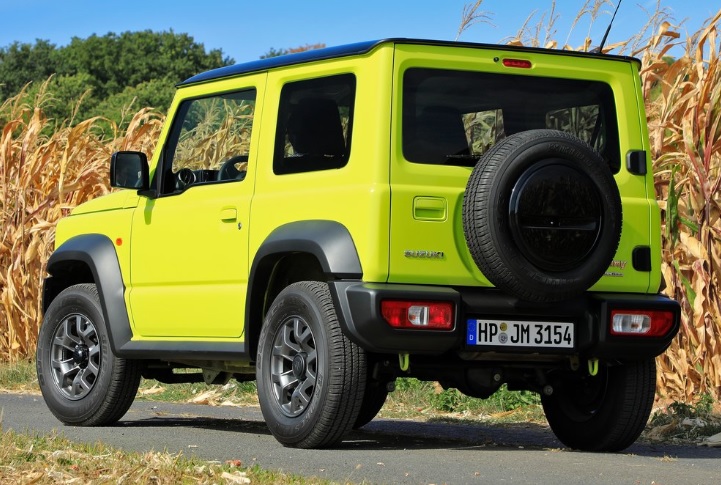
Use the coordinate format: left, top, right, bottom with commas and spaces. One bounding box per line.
388, 44, 653, 293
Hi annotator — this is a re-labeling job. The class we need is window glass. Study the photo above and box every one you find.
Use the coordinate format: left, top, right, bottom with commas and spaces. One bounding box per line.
402, 68, 620, 172
161, 89, 256, 194
274, 74, 355, 174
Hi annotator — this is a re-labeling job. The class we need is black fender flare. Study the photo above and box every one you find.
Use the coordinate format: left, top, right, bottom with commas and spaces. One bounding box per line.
44, 234, 132, 354
246, 220, 363, 357
250, 220, 363, 279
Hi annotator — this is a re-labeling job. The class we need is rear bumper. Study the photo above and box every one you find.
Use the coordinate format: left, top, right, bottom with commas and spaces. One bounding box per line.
330, 281, 680, 360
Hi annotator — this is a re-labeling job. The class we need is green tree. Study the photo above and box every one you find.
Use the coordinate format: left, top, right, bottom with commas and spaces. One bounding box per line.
0, 40, 60, 100
93, 79, 174, 125
260, 47, 290, 59
0, 31, 232, 131
58, 30, 232, 100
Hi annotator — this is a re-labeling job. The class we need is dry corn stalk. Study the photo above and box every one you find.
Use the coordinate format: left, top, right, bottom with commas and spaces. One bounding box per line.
0, 86, 163, 362
643, 10, 721, 402
492, 4, 721, 402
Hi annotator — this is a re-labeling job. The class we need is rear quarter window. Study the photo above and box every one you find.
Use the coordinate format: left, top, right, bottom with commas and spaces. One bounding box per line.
273, 74, 356, 175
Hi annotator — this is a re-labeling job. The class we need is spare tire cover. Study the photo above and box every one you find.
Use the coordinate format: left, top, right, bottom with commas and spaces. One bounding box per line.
462, 129, 622, 302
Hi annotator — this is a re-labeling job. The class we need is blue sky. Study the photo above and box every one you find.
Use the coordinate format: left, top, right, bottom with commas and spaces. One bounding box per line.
0, 1, 717, 64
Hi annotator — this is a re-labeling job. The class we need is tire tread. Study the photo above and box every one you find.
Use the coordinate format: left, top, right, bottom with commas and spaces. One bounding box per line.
37, 283, 141, 427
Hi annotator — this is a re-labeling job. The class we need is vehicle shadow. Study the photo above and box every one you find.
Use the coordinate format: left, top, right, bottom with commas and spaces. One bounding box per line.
358, 419, 721, 460
116, 403, 721, 459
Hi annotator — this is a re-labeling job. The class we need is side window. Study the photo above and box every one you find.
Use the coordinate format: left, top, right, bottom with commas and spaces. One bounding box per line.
273, 74, 355, 175
161, 89, 256, 195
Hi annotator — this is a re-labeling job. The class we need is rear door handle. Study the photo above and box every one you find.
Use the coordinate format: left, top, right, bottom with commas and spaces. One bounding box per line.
413, 196, 447, 221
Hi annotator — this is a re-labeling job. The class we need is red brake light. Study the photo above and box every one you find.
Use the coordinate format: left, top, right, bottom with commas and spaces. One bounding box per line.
610, 309, 675, 337
502, 58, 532, 69
381, 300, 454, 330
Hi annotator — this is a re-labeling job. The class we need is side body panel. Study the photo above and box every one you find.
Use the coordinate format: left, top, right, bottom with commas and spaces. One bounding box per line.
249, 46, 395, 285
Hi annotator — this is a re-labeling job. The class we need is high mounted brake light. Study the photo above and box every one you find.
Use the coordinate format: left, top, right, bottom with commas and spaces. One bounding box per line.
610, 309, 676, 337
381, 300, 454, 330
502, 58, 532, 69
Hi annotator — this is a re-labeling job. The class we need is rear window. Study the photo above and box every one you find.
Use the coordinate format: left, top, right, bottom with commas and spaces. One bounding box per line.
402, 68, 620, 172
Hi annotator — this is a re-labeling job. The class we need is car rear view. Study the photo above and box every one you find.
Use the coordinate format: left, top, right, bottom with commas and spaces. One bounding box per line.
375, 41, 681, 451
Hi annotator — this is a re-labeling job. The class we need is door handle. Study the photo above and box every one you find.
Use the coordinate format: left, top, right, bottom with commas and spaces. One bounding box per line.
413, 197, 447, 221
220, 208, 237, 222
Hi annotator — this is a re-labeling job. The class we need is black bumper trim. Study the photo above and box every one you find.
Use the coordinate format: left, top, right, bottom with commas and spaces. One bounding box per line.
330, 282, 680, 359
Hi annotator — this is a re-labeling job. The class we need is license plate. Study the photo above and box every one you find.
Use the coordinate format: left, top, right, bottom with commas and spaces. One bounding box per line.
467, 319, 574, 349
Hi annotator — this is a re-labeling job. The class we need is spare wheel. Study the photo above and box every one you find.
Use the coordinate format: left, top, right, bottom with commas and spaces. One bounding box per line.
462, 129, 622, 302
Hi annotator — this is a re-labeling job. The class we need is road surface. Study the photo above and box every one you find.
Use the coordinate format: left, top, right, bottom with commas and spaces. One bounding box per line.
1, 393, 719, 484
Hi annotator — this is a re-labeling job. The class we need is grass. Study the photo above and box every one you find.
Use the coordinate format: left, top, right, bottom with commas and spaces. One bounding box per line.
0, 427, 333, 485
0, 359, 36, 391
136, 375, 549, 428
384, 378, 546, 424
137, 379, 260, 407
645, 394, 721, 444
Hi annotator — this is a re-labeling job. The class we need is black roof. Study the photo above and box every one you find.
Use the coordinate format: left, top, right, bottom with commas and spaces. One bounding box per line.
178, 38, 640, 87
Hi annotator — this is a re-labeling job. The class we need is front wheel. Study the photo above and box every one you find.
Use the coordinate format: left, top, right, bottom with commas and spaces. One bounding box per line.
541, 358, 656, 452
36, 283, 141, 426
256, 281, 366, 448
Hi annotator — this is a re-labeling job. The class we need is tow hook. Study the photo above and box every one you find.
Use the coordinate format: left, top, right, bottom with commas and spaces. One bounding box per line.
588, 358, 599, 376
399, 352, 410, 372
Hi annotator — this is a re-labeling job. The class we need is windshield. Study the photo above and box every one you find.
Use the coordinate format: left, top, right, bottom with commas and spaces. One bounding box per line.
402, 68, 620, 172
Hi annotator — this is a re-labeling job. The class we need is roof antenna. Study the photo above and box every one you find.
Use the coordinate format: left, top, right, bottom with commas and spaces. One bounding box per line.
594, 0, 622, 53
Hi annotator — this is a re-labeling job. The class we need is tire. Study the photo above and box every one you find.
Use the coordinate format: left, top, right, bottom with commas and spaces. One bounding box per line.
36, 283, 141, 426
353, 379, 389, 429
462, 129, 622, 302
541, 358, 656, 452
256, 281, 366, 448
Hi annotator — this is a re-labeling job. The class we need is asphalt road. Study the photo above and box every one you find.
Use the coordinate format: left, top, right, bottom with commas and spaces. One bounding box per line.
1, 392, 720, 484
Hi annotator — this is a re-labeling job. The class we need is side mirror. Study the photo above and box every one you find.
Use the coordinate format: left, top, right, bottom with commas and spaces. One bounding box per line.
110, 151, 150, 191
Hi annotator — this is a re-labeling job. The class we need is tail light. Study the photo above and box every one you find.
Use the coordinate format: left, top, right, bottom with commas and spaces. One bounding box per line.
381, 300, 454, 330
610, 309, 676, 337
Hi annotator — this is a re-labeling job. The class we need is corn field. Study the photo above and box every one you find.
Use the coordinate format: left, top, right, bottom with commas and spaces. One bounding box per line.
0, 83, 164, 362
1, 10, 721, 404
645, 11, 721, 402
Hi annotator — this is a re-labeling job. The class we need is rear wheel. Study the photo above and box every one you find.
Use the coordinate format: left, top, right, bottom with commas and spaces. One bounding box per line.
256, 281, 366, 448
36, 283, 141, 426
353, 378, 389, 429
541, 358, 656, 451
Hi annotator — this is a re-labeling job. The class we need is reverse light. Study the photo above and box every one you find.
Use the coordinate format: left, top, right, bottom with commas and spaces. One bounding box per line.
381, 300, 454, 330
610, 310, 675, 337
502, 58, 532, 69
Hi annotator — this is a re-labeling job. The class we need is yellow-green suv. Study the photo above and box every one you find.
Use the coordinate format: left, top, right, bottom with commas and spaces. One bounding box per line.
37, 39, 680, 452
